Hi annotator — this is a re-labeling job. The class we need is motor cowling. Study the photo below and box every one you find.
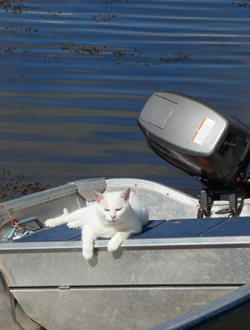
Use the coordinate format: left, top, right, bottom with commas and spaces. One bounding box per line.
138, 91, 250, 185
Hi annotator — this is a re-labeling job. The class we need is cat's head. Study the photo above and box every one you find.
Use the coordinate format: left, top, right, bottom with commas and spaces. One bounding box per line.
93, 188, 130, 223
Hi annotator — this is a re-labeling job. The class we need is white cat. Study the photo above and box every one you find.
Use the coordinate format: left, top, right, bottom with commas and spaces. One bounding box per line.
45, 188, 148, 260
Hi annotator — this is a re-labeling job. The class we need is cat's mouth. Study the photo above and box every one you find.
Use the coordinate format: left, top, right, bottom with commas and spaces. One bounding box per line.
109, 219, 118, 223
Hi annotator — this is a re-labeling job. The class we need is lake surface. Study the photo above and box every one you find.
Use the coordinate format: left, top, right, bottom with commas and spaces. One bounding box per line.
1, 0, 250, 195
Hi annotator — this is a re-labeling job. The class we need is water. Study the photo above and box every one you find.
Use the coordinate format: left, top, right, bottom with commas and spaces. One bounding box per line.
1, 0, 250, 195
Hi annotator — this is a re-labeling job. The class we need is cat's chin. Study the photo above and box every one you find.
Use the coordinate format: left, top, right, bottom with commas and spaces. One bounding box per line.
105, 218, 119, 224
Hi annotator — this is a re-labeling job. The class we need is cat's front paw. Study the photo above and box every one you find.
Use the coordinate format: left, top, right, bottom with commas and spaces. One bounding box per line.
82, 247, 94, 260
107, 239, 120, 252
45, 219, 58, 228
67, 220, 81, 229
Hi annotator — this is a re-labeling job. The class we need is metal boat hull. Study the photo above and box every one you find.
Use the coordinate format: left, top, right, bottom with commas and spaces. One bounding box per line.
1, 178, 250, 329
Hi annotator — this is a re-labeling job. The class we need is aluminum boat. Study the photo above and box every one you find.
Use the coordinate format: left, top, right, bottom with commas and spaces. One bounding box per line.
1, 92, 250, 330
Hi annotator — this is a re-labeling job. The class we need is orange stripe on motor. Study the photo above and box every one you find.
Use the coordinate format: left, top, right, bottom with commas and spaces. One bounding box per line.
192, 117, 207, 142
197, 157, 211, 167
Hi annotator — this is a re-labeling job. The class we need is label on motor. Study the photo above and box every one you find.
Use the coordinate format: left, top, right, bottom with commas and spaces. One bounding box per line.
192, 117, 215, 145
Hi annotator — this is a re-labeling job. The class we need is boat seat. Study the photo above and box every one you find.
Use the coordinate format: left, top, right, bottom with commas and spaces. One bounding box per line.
13, 224, 81, 242
135, 217, 228, 239
135, 217, 250, 239
201, 216, 250, 237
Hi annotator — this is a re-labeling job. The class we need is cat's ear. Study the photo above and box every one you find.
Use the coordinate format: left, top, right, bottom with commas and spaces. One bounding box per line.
120, 188, 130, 201
93, 191, 104, 203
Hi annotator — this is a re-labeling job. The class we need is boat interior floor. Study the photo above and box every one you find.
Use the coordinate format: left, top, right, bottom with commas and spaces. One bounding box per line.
11, 216, 250, 243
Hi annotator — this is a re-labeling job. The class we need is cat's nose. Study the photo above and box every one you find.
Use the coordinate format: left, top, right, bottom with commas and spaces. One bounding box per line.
111, 215, 116, 220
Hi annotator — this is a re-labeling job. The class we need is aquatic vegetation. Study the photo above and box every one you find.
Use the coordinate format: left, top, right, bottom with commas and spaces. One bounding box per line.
61, 43, 140, 58
160, 51, 191, 63
94, 0, 128, 22
44, 54, 59, 61
0, 0, 39, 14
61, 43, 109, 57
0, 0, 27, 14
3, 46, 29, 53
232, 0, 250, 7
93, 13, 119, 22
60, 43, 192, 67
41, 11, 71, 20
98, 0, 129, 4
1, 25, 39, 34
0, 170, 53, 201
4, 46, 16, 52
1, 0, 192, 68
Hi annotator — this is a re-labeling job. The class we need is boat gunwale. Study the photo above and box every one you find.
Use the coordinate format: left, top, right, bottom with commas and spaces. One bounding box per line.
0, 177, 200, 216
106, 177, 199, 207
2, 235, 250, 253
0, 183, 77, 215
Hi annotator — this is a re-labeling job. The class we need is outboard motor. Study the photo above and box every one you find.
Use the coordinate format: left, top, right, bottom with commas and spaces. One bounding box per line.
138, 91, 250, 216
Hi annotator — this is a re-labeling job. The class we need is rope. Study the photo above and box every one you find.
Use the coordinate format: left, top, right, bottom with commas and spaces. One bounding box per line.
0, 203, 18, 230
0, 267, 25, 330
0, 204, 24, 329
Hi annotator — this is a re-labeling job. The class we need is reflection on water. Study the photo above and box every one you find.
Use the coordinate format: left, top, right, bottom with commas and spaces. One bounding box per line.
1, 0, 250, 196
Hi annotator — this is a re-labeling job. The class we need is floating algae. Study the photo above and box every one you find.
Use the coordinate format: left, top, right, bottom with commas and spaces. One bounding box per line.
0, 170, 54, 202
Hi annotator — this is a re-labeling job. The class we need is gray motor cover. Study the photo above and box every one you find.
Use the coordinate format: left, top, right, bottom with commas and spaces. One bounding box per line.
138, 91, 250, 183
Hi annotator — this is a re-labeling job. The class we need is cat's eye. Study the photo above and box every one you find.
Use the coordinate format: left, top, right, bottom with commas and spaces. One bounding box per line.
116, 208, 122, 211
104, 209, 109, 212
